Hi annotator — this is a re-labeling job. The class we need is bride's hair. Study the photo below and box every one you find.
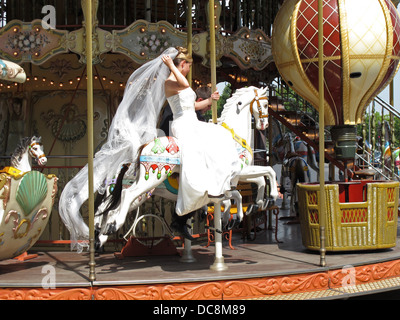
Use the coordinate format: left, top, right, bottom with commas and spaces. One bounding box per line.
174, 46, 193, 64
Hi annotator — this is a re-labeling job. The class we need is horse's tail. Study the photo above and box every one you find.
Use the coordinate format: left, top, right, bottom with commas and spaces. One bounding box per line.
134, 143, 147, 183
96, 163, 130, 218
96, 142, 147, 218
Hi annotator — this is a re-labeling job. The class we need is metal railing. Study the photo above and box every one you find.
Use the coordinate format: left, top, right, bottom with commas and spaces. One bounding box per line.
0, 0, 279, 34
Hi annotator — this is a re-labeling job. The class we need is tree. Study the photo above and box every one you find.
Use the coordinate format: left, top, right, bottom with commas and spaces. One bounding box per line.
203, 82, 232, 122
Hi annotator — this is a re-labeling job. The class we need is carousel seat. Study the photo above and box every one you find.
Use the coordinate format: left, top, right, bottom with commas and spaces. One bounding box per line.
353, 169, 376, 180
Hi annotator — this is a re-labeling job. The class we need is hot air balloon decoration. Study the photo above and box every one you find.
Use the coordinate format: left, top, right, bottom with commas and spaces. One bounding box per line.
272, 0, 400, 160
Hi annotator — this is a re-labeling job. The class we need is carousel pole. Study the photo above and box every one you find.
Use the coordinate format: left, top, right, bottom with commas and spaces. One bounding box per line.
180, 0, 197, 263
85, 0, 96, 282
318, 0, 326, 267
209, 0, 218, 125
208, 0, 227, 271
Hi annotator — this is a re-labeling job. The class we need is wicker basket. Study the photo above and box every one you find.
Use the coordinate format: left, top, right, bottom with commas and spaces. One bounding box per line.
297, 181, 399, 251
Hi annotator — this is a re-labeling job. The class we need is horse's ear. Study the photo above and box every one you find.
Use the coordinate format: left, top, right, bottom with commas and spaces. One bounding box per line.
32, 135, 42, 143
260, 86, 268, 96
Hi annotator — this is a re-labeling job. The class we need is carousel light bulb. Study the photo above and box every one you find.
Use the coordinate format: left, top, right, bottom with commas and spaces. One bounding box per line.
77, 76, 81, 81
102, 76, 106, 81
59, 82, 63, 87
42, 77, 46, 82
110, 80, 114, 84
50, 80, 54, 85
34, 76, 38, 81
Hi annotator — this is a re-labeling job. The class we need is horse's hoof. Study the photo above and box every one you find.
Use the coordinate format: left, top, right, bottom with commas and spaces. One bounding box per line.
226, 218, 239, 231
95, 241, 104, 253
266, 198, 275, 208
104, 221, 116, 235
171, 220, 195, 241
245, 204, 259, 216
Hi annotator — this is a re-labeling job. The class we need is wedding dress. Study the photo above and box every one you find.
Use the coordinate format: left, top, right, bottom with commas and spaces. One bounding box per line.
167, 87, 241, 215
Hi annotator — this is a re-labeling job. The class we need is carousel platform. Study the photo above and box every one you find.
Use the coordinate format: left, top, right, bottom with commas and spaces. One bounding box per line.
1, 201, 400, 301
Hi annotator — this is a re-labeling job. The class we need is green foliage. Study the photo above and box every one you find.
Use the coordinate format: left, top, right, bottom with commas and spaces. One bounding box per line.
358, 112, 400, 147
203, 83, 232, 122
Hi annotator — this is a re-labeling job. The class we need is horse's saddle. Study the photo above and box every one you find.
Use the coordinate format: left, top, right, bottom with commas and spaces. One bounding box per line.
0, 166, 23, 178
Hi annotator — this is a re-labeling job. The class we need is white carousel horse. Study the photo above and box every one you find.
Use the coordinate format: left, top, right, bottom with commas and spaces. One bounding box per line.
0, 136, 55, 261
1, 136, 47, 176
94, 86, 279, 249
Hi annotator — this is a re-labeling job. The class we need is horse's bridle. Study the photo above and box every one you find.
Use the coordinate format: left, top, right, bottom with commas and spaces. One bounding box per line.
29, 141, 46, 160
250, 89, 269, 119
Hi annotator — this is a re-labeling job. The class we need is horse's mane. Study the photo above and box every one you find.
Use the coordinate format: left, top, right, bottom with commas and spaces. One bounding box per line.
10, 136, 38, 167
219, 86, 257, 123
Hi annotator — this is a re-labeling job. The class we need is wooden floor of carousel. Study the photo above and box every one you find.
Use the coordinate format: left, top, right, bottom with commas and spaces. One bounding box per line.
1, 201, 400, 300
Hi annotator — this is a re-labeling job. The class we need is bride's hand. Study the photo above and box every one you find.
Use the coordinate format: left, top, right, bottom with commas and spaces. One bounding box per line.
162, 55, 174, 68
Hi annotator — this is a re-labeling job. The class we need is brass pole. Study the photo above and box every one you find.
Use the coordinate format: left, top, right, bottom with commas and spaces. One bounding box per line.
390, 81, 395, 178
318, 0, 326, 267
208, 0, 226, 271
85, 0, 96, 282
187, 0, 193, 86
209, 0, 217, 123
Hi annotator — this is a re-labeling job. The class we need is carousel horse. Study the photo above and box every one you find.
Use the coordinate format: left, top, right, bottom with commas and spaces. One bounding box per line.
1, 136, 47, 176
269, 118, 318, 172
269, 118, 316, 214
93, 86, 279, 249
0, 136, 56, 261
272, 131, 312, 217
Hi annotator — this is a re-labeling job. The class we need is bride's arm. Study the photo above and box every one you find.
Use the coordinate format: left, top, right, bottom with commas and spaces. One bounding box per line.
162, 55, 189, 89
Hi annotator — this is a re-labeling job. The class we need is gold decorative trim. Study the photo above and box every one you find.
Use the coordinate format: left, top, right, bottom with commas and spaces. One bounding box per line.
356, 0, 394, 123
290, 0, 336, 126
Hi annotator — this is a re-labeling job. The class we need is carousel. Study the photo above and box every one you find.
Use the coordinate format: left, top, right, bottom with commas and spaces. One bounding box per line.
1, 0, 400, 301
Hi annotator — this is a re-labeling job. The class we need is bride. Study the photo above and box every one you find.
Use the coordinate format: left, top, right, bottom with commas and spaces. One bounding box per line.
162, 48, 241, 216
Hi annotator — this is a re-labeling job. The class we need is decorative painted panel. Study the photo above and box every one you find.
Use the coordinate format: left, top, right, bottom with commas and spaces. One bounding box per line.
112, 20, 187, 63
0, 20, 69, 65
